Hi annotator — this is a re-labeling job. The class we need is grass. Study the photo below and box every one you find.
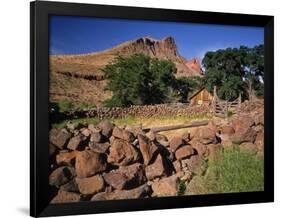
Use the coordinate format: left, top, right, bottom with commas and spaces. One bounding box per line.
186, 148, 264, 195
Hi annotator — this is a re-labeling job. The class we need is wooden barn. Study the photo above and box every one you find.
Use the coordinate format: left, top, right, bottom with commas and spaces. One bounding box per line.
189, 88, 213, 105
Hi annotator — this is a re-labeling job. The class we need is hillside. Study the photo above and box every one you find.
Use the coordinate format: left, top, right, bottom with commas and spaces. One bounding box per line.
49, 36, 203, 106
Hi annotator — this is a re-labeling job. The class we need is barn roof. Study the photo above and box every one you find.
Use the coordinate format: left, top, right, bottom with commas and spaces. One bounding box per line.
188, 87, 212, 100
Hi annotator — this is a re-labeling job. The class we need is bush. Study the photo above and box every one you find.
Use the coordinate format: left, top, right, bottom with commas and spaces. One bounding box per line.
102, 54, 181, 107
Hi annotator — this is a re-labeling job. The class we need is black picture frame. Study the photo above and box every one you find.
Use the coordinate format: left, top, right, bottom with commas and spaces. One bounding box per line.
30, 1, 274, 217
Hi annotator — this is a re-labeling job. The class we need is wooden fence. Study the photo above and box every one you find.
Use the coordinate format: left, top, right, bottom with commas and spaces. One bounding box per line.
212, 86, 241, 118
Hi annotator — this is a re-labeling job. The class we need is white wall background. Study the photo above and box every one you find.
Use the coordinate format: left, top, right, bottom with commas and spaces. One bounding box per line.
0, 0, 279, 217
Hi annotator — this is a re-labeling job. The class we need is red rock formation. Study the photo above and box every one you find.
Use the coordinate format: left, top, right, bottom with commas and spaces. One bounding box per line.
185, 58, 204, 76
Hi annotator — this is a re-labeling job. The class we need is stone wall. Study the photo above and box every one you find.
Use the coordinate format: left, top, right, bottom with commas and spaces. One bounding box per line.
48, 106, 264, 203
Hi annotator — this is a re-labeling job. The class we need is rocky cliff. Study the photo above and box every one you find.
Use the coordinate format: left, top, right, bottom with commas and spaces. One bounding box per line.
49, 36, 203, 105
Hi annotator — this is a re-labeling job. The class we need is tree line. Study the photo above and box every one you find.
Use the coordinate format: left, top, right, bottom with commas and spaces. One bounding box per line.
102, 44, 264, 107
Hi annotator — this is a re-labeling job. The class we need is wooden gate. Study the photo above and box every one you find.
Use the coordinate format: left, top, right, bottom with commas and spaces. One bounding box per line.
212, 87, 241, 118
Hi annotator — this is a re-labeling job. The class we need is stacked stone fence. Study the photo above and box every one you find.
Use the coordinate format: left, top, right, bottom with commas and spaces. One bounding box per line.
80, 103, 212, 119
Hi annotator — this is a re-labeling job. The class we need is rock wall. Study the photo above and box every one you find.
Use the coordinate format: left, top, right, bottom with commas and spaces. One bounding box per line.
48, 107, 264, 203
81, 103, 211, 119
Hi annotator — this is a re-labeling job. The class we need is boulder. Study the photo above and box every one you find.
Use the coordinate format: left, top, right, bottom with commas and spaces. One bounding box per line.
112, 127, 135, 142
193, 127, 217, 145
181, 154, 205, 175
76, 175, 105, 195
49, 166, 76, 188
97, 120, 114, 138
60, 179, 79, 193
173, 160, 182, 173
151, 174, 181, 197
175, 145, 194, 160
169, 136, 185, 152
206, 144, 222, 161
103, 171, 128, 190
49, 143, 58, 157
91, 184, 151, 201
155, 134, 169, 147
89, 142, 110, 154
80, 128, 91, 137
75, 150, 107, 178
90, 132, 103, 143
221, 125, 235, 135
255, 131, 264, 152
107, 139, 139, 166
138, 134, 159, 165
67, 134, 84, 150
255, 113, 264, 126
232, 115, 255, 132
181, 132, 191, 142
240, 142, 258, 154
232, 127, 257, 144
103, 163, 146, 190
88, 124, 101, 133
49, 128, 71, 150
56, 150, 78, 166
145, 154, 165, 180
125, 125, 144, 137
51, 189, 81, 203
190, 140, 207, 157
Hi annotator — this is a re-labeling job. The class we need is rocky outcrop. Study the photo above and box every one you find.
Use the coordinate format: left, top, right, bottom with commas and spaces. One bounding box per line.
49, 36, 204, 106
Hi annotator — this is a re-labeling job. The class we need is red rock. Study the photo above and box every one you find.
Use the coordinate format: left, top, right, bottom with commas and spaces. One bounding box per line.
97, 120, 114, 138
181, 154, 204, 175
255, 131, 264, 152
190, 140, 207, 157
194, 127, 217, 145
173, 160, 182, 173
89, 142, 110, 154
175, 145, 194, 160
221, 125, 235, 135
75, 150, 107, 178
112, 127, 135, 142
90, 132, 103, 143
51, 189, 81, 203
107, 139, 139, 166
91, 184, 151, 201
145, 154, 165, 180
232, 127, 257, 144
232, 116, 255, 132
138, 134, 159, 165
56, 151, 78, 166
169, 136, 185, 152
49, 166, 76, 188
49, 128, 71, 150
151, 173, 181, 196
67, 135, 84, 150
76, 175, 105, 195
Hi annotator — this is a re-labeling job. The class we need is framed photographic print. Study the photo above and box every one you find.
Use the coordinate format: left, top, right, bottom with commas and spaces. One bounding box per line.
30, 1, 274, 217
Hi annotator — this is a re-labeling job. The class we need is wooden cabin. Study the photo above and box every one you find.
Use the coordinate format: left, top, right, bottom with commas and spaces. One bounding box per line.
189, 88, 213, 106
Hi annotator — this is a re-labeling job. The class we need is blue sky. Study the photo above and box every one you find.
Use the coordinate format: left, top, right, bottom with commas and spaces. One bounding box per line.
49, 15, 264, 60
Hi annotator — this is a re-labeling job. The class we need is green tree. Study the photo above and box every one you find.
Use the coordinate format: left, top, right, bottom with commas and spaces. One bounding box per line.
102, 54, 178, 107
202, 45, 264, 101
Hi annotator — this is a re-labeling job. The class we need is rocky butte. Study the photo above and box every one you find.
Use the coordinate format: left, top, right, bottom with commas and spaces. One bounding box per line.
49, 36, 203, 105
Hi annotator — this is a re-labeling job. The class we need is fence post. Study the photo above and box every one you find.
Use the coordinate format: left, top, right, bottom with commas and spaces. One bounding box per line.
238, 93, 242, 108
225, 100, 228, 121
213, 86, 217, 115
